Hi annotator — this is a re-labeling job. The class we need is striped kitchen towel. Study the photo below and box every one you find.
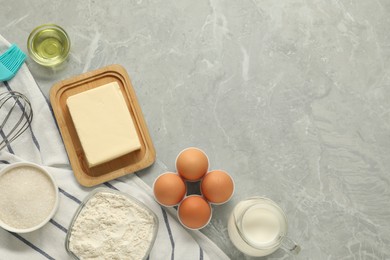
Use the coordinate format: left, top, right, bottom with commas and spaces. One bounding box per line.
0, 34, 229, 260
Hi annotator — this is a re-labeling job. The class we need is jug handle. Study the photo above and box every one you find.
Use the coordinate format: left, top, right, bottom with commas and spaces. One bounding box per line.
281, 236, 301, 255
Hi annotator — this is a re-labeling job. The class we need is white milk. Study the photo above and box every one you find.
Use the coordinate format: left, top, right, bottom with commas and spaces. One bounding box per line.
228, 198, 287, 257
241, 207, 281, 247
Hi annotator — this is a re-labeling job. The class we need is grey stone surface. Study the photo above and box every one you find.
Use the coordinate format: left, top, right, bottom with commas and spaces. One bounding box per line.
1, 0, 390, 259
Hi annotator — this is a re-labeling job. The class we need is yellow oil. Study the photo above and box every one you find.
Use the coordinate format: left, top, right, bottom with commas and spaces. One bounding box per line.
30, 28, 69, 66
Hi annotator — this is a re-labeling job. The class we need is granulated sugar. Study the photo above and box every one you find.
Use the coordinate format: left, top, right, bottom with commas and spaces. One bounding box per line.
68, 191, 156, 260
0, 166, 57, 229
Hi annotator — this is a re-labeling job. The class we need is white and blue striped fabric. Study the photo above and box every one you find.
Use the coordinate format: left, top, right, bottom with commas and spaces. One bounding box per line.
0, 34, 229, 260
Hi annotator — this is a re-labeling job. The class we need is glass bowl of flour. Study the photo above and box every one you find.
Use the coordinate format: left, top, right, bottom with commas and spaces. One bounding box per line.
0, 162, 59, 233
66, 188, 159, 260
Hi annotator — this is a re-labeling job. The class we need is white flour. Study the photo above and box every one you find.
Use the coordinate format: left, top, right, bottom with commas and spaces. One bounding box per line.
0, 166, 56, 229
69, 191, 156, 260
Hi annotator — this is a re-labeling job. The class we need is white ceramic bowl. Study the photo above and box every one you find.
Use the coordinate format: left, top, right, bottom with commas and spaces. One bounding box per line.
0, 162, 59, 233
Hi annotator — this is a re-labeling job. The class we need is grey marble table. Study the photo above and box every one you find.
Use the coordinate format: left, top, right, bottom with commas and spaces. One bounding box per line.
1, 0, 390, 259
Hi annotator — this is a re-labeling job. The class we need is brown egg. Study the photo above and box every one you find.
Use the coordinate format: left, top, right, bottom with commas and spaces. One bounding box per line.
178, 196, 211, 229
201, 170, 234, 204
176, 148, 208, 181
153, 173, 186, 206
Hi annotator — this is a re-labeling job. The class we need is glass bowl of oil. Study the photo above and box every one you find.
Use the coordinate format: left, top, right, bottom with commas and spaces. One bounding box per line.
27, 24, 70, 67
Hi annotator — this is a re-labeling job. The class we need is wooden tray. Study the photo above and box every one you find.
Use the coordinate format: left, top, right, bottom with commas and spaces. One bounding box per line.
50, 64, 156, 187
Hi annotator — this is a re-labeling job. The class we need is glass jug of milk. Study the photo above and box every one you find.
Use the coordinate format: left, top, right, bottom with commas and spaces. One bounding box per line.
228, 197, 300, 257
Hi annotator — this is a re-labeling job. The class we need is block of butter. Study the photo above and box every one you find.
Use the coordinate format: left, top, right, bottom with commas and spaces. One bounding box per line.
67, 82, 141, 167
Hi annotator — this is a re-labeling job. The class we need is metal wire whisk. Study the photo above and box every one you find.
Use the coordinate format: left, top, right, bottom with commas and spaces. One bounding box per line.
0, 91, 33, 150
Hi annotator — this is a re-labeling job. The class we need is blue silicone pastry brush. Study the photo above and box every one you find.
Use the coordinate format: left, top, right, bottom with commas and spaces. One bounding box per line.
0, 44, 26, 81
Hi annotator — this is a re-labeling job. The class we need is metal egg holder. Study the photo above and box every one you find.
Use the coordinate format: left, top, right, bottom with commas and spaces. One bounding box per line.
153, 147, 235, 230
